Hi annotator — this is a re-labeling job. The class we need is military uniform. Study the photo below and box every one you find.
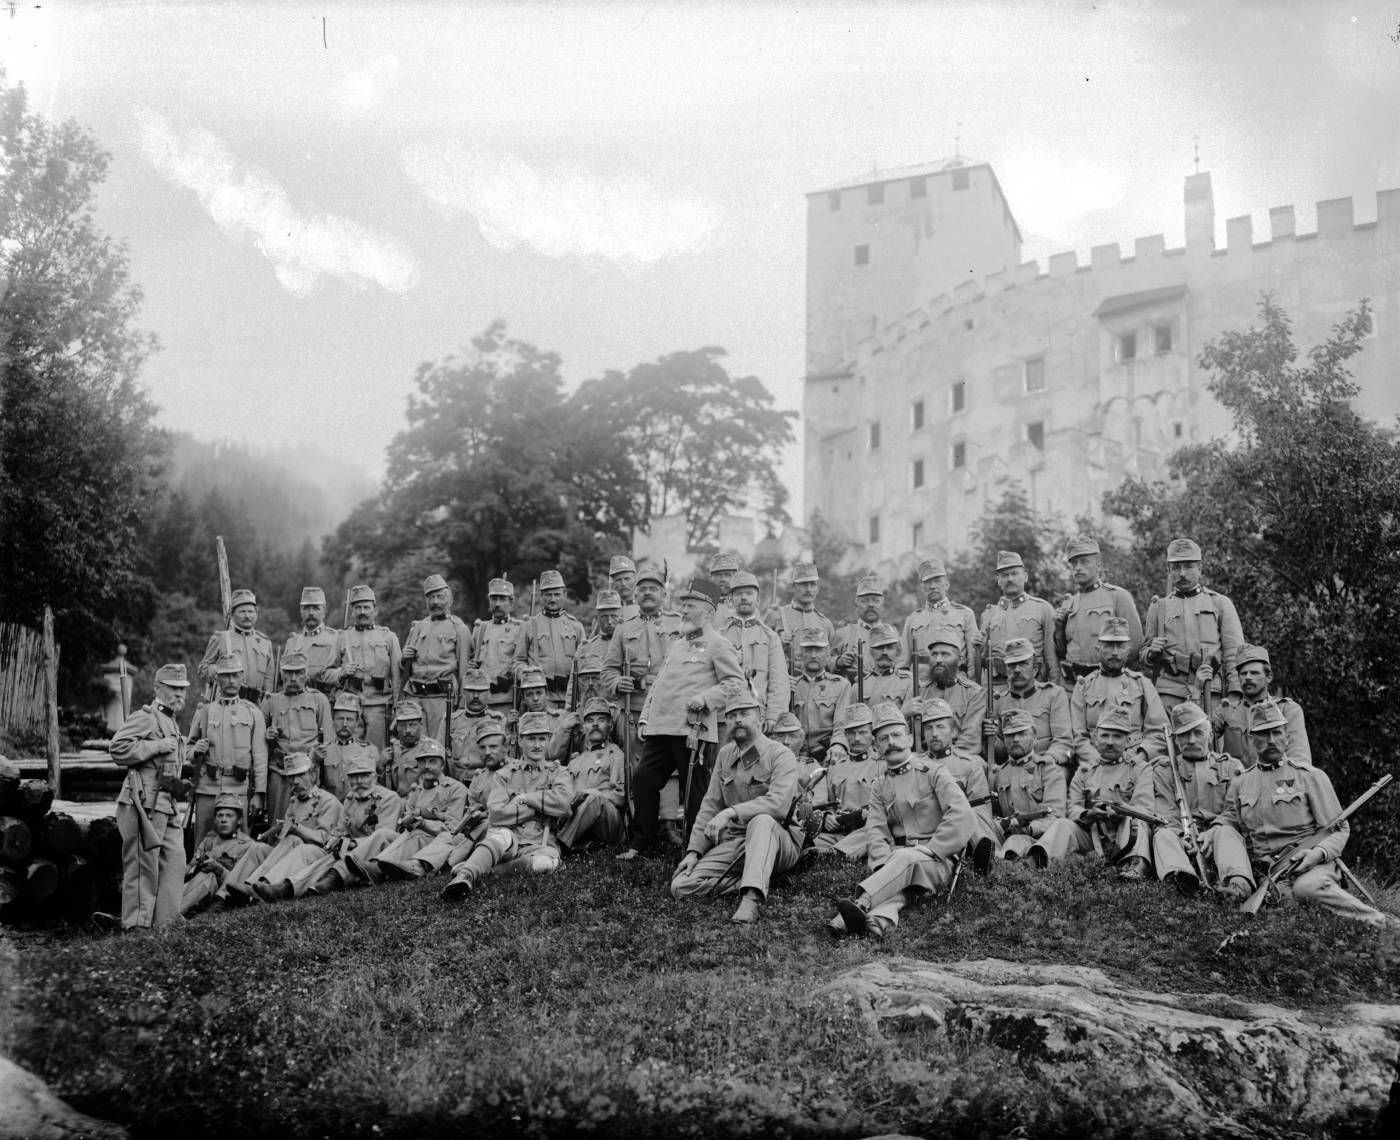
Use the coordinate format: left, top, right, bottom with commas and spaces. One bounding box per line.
187, 664, 268, 841
1213, 693, 1311, 770
980, 595, 1060, 688
262, 672, 332, 825
284, 625, 340, 695
322, 732, 379, 802
917, 674, 985, 755
198, 623, 274, 702
334, 586, 401, 750
989, 681, 1072, 769
305, 759, 404, 892
373, 763, 470, 878
724, 614, 790, 726
1141, 541, 1245, 706
902, 602, 978, 676
1056, 589, 1143, 686
792, 632, 853, 762
989, 712, 1068, 860
512, 569, 585, 707
557, 729, 628, 849
181, 809, 255, 916
222, 767, 344, 902
862, 669, 914, 713
473, 576, 522, 712
382, 701, 429, 796
1069, 667, 1169, 768
1142, 719, 1243, 887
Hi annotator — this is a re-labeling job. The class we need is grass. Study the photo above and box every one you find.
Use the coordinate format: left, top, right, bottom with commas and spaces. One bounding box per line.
4, 851, 1400, 1139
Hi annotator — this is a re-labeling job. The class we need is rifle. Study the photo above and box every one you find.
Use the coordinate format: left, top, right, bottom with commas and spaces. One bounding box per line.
1240, 774, 1393, 914
620, 645, 633, 834
983, 643, 996, 770
208, 535, 233, 701
530, 580, 537, 620
855, 640, 865, 704
907, 625, 924, 753
682, 710, 705, 844
1164, 729, 1214, 889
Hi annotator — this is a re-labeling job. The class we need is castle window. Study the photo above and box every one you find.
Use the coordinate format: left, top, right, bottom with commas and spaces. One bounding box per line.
1024, 357, 1046, 393
854, 244, 870, 267
1173, 421, 1184, 439
1116, 332, 1137, 362
952, 169, 970, 191
911, 399, 925, 431
950, 379, 966, 413
1026, 421, 1045, 451
868, 183, 885, 205
1152, 322, 1174, 353
912, 458, 925, 489
912, 521, 925, 549
828, 191, 841, 211
868, 420, 881, 451
951, 441, 967, 469
868, 514, 880, 544
910, 176, 927, 199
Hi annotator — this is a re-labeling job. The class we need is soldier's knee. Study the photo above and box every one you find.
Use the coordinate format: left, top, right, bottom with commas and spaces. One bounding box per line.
1289, 866, 1337, 902
527, 852, 559, 874
747, 814, 778, 837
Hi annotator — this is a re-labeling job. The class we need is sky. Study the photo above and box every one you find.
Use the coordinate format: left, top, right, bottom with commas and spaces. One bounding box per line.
4, 1, 1400, 520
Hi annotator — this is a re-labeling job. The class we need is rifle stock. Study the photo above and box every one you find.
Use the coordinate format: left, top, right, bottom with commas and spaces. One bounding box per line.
1164, 731, 1214, 888
855, 639, 865, 704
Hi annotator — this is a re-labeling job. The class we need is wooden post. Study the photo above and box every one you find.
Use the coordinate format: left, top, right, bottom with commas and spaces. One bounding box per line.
42, 604, 60, 799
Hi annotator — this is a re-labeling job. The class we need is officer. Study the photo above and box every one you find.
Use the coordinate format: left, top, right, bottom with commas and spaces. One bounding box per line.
402, 573, 472, 746
984, 638, 1072, 771
1141, 538, 1245, 710
671, 690, 800, 924
609, 555, 640, 619
901, 558, 978, 683
1211, 644, 1312, 769
988, 708, 1068, 862
472, 576, 521, 716
556, 697, 629, 849
792, 627, 852, 762
182, 792, 255, 916
305, 750, 404, 894
832, 574, 888, 682
916, 632, 985, 754
261, 651, 332, 825
918, 698, 999, 873
383, 699, 429, 796
581, 590, 624, 663
1068, 617, 1169, 771
322, 692, 380, 801
284, 586, 339, 696
974, 551, 1059, 691
372, 738, 469, 879
765, 561, 836, 669
859, 623, 914, 712
808, 703, 881, 859
441, 711, 574, 899
723, 569, 789, 730
197, 588, 274, 700
334, 584, 401, 751
826, 703, 974, 939
108, 663, 194, 930
186, 652, 267, 840
512, 569, 585, 709
1054, 536, 1144, 687
448, 670, 500, 779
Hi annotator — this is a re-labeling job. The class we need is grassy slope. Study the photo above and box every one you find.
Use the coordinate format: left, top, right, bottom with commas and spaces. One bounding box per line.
4, 852, 1399, 1140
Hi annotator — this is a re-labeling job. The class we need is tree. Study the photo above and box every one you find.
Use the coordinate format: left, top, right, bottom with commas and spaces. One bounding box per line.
0, 79, 166, 692
946, 483, 1072, 615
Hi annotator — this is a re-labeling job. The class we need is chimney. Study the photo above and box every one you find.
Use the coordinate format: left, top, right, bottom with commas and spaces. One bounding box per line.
1184, 171, 1214, 251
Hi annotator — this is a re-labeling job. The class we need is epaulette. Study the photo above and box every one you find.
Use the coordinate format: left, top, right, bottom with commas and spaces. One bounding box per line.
911, 758, 933, 773
1284, 755, 1316, 771
1123, 667, 1142, 678
1026, 594, 1049, 604
895, 667, 911, 679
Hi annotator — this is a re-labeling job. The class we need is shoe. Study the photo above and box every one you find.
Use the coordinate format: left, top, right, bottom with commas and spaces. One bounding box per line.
1167, 870, 1199, 897
207, 899, 228, 915
826, 913, 847, 937
615, 847, 642, 861
377, 860, 412, 881
972, 837, 994, 875
1118, 857, 1150, 882
1220, 876, 1253, 904
441, 878, 473, 902
254, 880, 292, 903
1029, 847, 1049, 870
835, 897, 869, 936
311, 870, 342, 895
661, 821, 686, 849
867, 916, 890, 941
730, 895, 760, 924
344, 854, 371, 882
91, 911, 120, 931
224, 880, 253, 900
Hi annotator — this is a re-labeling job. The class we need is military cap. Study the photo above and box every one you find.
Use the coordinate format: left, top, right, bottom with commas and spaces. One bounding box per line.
154, 663, 190, 688
417, 737, 447, 759
868, 622, 900, 647
1169, 701, 1209, 734
1066, 536, 1100, 559
422, 574, 449, 595
214, 653, 244, 674
1166, 538, 1203, 562
300, 586, 326, 606
678, 579, 723, 608
771, 711, 802, 735
724, 689, 760, 714
1002, 637, 1035, 664
871, 703, 907, 734
487, 576, 514, 597
995, 551, 1024, 571
348, 584, 376, 605
580, 696, 612, 719
709, 552, 741, 573
609, 555, 636, 576
346, 752, 377, 776
230, 589, 258, 608
333, 692, 363, 714
518, 711, 552, 736
918, 558, 947, 580
928, 630, 963, 650
839, 702, 873, 730
393, 699, 424, 723
519, 668, 547, 689
280, 651, 309, 672
1237, 644, 1271, 670
1000, 708, 1034, 735
730, 571, 760, 591
797, 626, 830, 649
636, 563, 666, 586
213, 792, 245, 814
1096, 705, 1135, 734
594, 590, 622, 612
475, 718, 506, 743
855, 573, 884, 597
538, 569, 565, 591
576, 655, 603, 675
462, 669, 490, 692
1248, 699, 1287, 732
282, 751, 314, 777
1097, 616, 1132, 642
791, 561, 820, 583
920, 697, 955, 723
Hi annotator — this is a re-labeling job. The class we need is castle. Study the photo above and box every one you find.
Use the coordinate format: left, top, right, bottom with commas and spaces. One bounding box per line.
803, 159, 1400, 576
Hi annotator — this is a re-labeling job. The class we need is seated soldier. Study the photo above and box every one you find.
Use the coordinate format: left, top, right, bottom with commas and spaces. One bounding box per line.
827, 703, 974, 939
368, 738, 468, 879
302, 750, 403, 894
1210, 644, 1312, 770
322, 692, 379, 801
219, 751, 344, 903
556, 697, 628, 850
792, 627, 852, 763
809, 703, 881, 859
1030, 705, 1153, 876
182, 793, 255, 916
448, 670, 497, 781
383, 700, 429, 796
670, 690, 800, 924
770, 711, 814, 776
988, 709, 1068, 861
918, 697, 999, 873
409, 718, 510, 877
440, 711, 573, 900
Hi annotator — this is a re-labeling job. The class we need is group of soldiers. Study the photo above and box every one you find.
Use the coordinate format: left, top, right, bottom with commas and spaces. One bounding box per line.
105, 539, 1393, 939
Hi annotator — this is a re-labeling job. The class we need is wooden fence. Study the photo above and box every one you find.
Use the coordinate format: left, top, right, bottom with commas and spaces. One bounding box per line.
0, 608, 62, 792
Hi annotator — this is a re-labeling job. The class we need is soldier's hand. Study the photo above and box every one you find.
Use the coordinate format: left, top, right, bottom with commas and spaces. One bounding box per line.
401, 646, 417, 660
1081, 806, 1111, 826
614, 676, 635, 693
249, 793, 264, 815
312, 743, 328, 762
676, 852, 699, 876
1144, 637, 1167, 661
1293, 847, 1327, 873
826, 743, 850, 764
970, 630, 985, 651
558, 712, 581, 732
820, 812, 840, 834
1195, 662, 1215, 686
265, 725, 279, 741
191, 738, 210, 757
982, 717, 999, 739
835, 649, 856, 671
686, 697, 705, 714
704, 808, 734, 842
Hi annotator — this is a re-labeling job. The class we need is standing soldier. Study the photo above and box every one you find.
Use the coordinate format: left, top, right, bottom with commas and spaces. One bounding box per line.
187, 653, 268, 840
988, 708, 1068, 862
722, 570, 789, 730
322, 693, 380, 801
1211, 644, 1312, 770
581, 590, 624, 663
334, 584, 401, 751
901, 558, 978, 684
1054, 536, 1143, 688
513, 569, 585, 709
1068, 617, 1169, 772
383, 700, 429, 796
792, 628, 852, 762
861, 624, 915, 711
472, 576, 520, 717
609, 555, 640, 620
917, 633, 985, 754
284, 586, 339, 696
556, 697, 630, 850
108, 663, 194, 930
832, 574, 887, 682
198, 588, 274, 700
983, 638, 1072, 772
707, 551, 741, 630
1141, 538, 1245, 711
974, 551, 1059, 691
402, 573, 472, 745
448, 670, 500, 780
261, 651, 332, 825
766, 561, 836, 669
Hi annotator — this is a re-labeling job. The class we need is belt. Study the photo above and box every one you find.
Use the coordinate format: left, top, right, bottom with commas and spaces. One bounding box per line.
341, 676, 388, 693
895, 835, 934, 847
967, 794, 991, 807
408, 679, 453, 697
544, 676, 569, 694
237, 685, 266, 703
309, 679, 337, 696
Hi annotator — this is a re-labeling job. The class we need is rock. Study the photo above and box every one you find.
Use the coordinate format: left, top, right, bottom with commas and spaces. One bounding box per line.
821, 958, 1400, 1136
0, 1054, 128, 1140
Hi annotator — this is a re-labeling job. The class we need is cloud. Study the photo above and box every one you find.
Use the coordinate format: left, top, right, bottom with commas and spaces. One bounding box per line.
341, 54, 399, 116
134, 107, 419, 297
401, 142, 723, 266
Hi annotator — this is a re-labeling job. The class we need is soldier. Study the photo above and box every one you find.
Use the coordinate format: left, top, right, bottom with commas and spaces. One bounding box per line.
722, 569, 789, 729
186, 652, 268, 840
1212, 701, 1393, 926
618, 579, 746, 859
402, 573, 472, 746
916, 633, 984, 754
556, 697, 629, 849
581, 590, 624, 663
441, 711, 574, 900
859, 624, 914, 712
513, 667, 569, 762
765, 561, 836, 669
448, 670, 499, 780
707, 551, 741, 629
609, 555, 640, 620
792, 627, 852, 762
1054, 536, 1143, 688
826, 703, 974, 939
304, 750, 404, 894
1068, 617, 1169, 771
809, 703, 881, 859
1141, 538, 1245, 711
372, 738, 469, 879
383, 700, 429, 796
512, 569, 585, 709
1030, 705, 1153, 876
262, 651, 332, 825
284, 586, 339, 696
974, 551, 1059, 691
918, 698, 999, 872
182, 793, 255, 916
901, 558, 978, 683
983, 638, 1072, 771
322, 692, 379, 801
671, 690, 800, 923
988, 708, 1068, 861
407, 719, 509, 881
1211, 644, 1312, 770
472, 576, 521, 716
107, 663, 194, 930
197, 588, 274, 700
768, 711, 811, 779
334, 583, 401, 751
832, 574, 888, 683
